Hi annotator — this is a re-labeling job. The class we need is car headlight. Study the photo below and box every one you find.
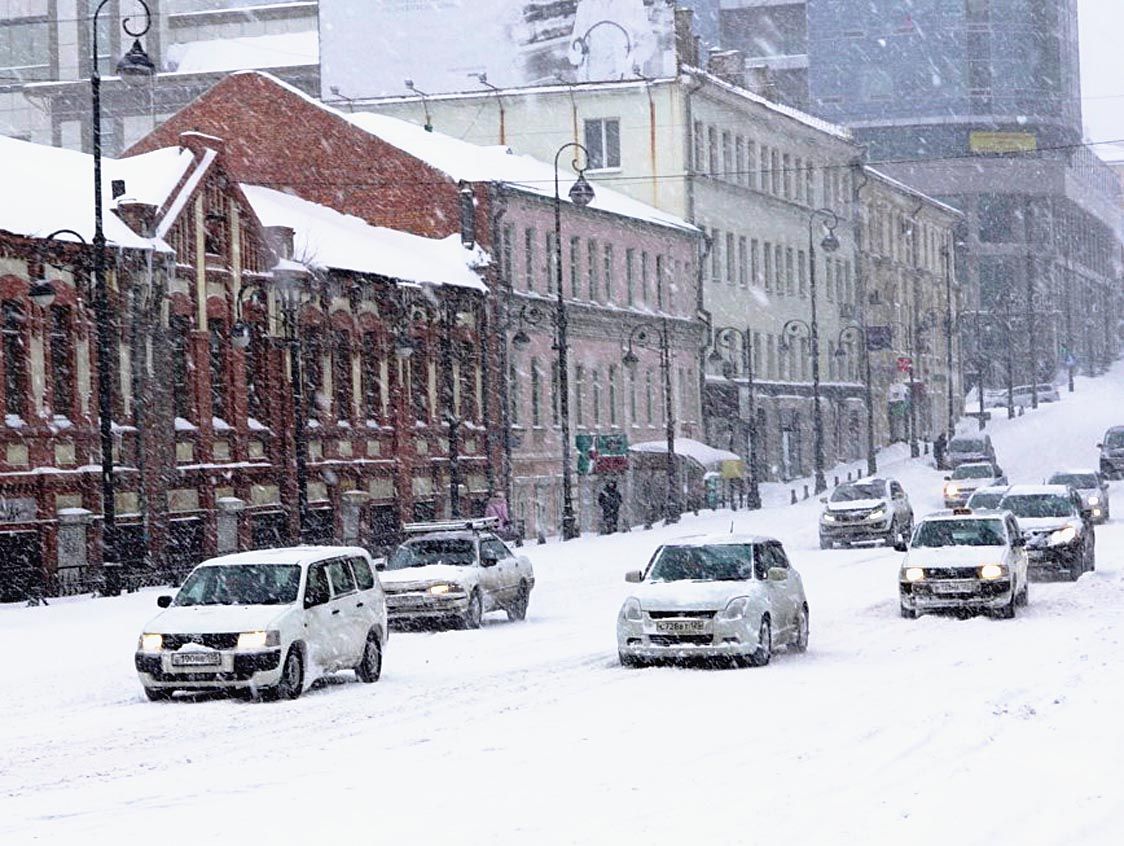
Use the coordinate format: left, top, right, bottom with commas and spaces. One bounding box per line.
138, 633, 163, 652
866, 508, 886, 522
1088, 495, 1100, 506
429, 583, 463, 595
620, 597, 643, 622
944, 484, 960, 497
821, 512, 836, 523
237, 630, 280, 650
903, 567, 925, 583
979, 563, 1007, 581
718, 597, 751, 620
1048, 525, 1078, 546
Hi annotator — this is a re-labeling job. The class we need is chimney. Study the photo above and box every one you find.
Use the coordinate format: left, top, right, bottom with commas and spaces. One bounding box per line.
264, 225, 295, 260
115, 200, 158, 236
744, 65, 777, 101
708, 49, 745, 89
675, 7, 699, 69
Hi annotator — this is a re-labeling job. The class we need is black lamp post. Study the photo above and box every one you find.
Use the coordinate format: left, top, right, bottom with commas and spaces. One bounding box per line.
623, 320, 678, 525
708, 326, 760, 509
836, 323, 877, 476
553, 142, 596, 540
941, 244, 957, 440
89, 1, 155, 565
403, 79, 434, 132
806, 208, 840, 494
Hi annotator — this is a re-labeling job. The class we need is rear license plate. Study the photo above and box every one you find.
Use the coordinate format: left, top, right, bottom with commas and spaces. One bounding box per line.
931, 581, 974, 595
171, 651, 221, 667
654, 620, 706, 634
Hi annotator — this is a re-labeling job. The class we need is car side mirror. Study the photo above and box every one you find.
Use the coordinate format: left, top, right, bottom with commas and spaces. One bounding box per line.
1097, 443, 1104, 448
481, 555, 498, 568
766, 567, 788, 582
373, 558, 387, 572
819, 497, 827, 504
943, 476, 951, 481
157, 595, 172, 608
625, 570, 643, 583
893, 540, 908, 553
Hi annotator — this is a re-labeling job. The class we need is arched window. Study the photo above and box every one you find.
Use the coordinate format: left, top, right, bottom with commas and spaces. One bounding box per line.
48, 304, 75, 419
1, 300, 27, 419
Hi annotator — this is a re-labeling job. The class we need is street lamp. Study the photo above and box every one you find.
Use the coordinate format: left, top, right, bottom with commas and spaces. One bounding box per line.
553, 142, 595, 540
836, 324, 877, 476
623, 320, 678, 525
940, 244, 957, 439
708, 326, 760, 509
804, 208, 839, 494
403, 79, 434, 132
90, 1, 155, 565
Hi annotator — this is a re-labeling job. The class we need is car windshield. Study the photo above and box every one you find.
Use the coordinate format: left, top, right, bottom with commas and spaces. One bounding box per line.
1105, 430, 1124, 448
830, 482, 885, 502
952, 464, 993, 480
950, 438, 984, 452
967, 491, 1005, 510
387, 538, 476, 570
1048, 473, 1098, 489
999, 495, 1075, 519
646, 544, 754, 582
912, 519, 1006, 548
174, 564, 301, 606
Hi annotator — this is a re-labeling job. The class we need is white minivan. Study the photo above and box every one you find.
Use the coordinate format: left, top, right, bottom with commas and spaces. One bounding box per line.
135, 546, 388, 701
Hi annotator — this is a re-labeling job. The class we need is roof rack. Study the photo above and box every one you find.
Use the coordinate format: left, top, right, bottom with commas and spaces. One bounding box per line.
402, 516, 500, 535
952, 507, 973, 515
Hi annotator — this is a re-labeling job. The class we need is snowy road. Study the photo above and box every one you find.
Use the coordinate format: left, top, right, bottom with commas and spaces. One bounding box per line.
5, 368, 1124, 845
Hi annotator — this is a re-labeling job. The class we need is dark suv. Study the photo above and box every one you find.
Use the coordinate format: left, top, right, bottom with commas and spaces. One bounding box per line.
1097, 426, 1124, 479
998, 485, 1094, 581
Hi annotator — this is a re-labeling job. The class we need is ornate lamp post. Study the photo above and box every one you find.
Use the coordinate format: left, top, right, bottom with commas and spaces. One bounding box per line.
707, 326, 760, 509
553, 142, 596, 540
89, 1, 155, 564
805, 208, 840, 494
623, 319, 678, 525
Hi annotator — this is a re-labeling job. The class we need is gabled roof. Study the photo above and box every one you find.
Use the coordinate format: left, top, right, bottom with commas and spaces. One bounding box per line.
0, 135, 190, 251
240, 185, 486, 290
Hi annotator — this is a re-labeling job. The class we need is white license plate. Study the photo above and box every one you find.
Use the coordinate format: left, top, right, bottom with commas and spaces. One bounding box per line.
931, 581, 974, 595
654, 620, 706, 634
171, 651, 221, 667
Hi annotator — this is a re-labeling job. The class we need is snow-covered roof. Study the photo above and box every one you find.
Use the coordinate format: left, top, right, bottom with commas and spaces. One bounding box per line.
630, 437, 741, 468
164, 30, 318, 76
346, 112, 696, 233
0, 135, 189, 251
240, 184, 487, 290
866, 167, 964, 218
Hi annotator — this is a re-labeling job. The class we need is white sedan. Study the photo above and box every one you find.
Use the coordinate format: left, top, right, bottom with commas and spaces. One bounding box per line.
617, 534, 809, 668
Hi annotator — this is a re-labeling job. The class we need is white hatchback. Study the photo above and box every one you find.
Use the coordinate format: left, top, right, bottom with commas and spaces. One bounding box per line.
135, 546, 388, 701
617, 534, 809, 667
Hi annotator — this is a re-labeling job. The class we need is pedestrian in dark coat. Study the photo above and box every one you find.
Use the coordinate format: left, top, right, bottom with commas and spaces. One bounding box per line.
934, 431, 948, 470
598, 480, 623, 534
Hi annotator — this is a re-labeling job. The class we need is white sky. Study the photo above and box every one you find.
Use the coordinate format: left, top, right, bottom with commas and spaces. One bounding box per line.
1078, 0, 1124, 160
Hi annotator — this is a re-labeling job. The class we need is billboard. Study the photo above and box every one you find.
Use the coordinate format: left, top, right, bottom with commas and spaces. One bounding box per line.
319, 0, 678, 100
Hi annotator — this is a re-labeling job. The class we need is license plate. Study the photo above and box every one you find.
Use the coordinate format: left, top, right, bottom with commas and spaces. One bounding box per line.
931, 581, 974, 595
654, 620, 706, 634
171, 651, 221, 667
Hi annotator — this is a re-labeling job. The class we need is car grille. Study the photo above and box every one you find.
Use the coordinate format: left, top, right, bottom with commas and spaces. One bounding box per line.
649, 634, 714, 646
162, 633, 240, 651
832, 510, 873, 522
923, 567, 979, 579
647, 610, 715, 619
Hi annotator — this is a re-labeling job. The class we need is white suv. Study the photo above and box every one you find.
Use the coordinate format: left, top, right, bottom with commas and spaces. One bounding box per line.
135, 546, 388, 702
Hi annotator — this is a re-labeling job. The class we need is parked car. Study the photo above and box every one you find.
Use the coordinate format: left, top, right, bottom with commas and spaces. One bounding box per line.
379, 518, 535, 629
135, 546, 388, 702
1097, 426, 1124, 479
946, 433, 997, 469
1011, 383, 1061, 407
965, 485, 1011, 511
998, 485, 1095, 581
897, 509, 1028, 619
1047, 470, 1110, 523
943, 461, 1007, 508
617, 534, 808, 668
818, 477, 913, 549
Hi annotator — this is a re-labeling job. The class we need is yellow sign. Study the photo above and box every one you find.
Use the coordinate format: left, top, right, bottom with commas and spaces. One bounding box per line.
720, 459, 746, 480
969, 131, 1037, 154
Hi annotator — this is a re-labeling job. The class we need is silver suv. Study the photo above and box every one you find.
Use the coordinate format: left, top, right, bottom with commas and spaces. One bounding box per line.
946, 434, 997, 469
1098, 426, 1124, 479
819, 477, 914, 549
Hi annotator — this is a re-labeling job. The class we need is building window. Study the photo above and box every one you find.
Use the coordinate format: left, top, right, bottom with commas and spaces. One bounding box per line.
794, 156, 804, 202
0, 17, 51, 82
584, 118, 621, 170
751, 239, 760, 286
806, 164, 815, 206
693, 120, 705, 172
546, 231, 558, 293
531, 359, 542, 427
628, 368, 637, 424
569, 236, 581, 297
502, 224, 514, 284
656, 255, 666, 309
735, 136, 745, 185
331, 330, 353, 422
782, 153, 792, 198
738, 237, 748, 287
641, 251, 650, 303
245, 323, 268, 424
524, 227, 536, 291
509, 360, 520, 426
551, 360, 560, 426
798, 249, 808, 298
170, 315, 192, 421
591, 368, 602, 427
48, 305, 75, 418
587, 239, 598, 300
777, 245, 787, 294
759, 144, 769, 188
609, 364, 619, 426
209, 320, 229, 421
763, 242, 772, 292
785, 248, 795, 296
408, 339, 427, 422
726, 233, 736, 285
722, 131, 732, 181
645, 369, 654, 425
574, 365, 585, 427
459, 341, 479, 422
771, 149, 781, 195
710, 230, 721, 281
2, 300, 27, 418
360, 332, 384, 423
708, 125, 718, 176
825, 259, 835, 302
747, 140, 758, 190
625, 248, 636, 305
603, 244, 613, 302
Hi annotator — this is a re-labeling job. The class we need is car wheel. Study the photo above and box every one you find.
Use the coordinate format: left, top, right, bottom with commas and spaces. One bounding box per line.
263, 646, 304, 701
354, 633, 383, 683
996, 589, 1016, 619
792, 604, 810, 653
143, 687, 173, 702
460, 590, 483, 629
819, 535, 833, 550
619, 651, 644, 668
506, 581, 530, 622
900, 605, 917, 619
748, 617, 772, 667
1017, 580, 1029, 607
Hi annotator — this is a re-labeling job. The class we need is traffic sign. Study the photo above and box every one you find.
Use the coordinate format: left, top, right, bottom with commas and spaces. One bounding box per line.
896, 356, 913, 373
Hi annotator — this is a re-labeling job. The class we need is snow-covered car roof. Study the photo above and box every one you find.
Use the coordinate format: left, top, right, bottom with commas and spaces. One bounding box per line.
1046, 469, 1100, 479
955, 461, 997, 470
400, 531, 484, 543
969, 485, 1010, 495
196, 546, 371, 568
919, 510, 1009, 522
1000, 484, 1073, 497
659, 533, 778, 547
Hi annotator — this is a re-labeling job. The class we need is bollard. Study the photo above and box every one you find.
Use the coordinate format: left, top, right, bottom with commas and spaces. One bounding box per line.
803, 484, 809, 500
924, 442, 930, 455
834, 475, 839, 487
790, 489, 798, 505
1018, 405, 1025, 417
847, 470, 853, 482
